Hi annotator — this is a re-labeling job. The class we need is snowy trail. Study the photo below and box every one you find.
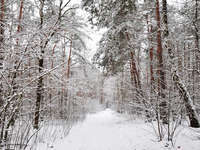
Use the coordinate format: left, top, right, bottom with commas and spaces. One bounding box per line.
47, 109, 200, 150
55, 109, 140, 150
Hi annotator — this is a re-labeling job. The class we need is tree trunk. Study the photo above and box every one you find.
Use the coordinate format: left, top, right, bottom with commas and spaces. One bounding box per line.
156, 0, 166, 93
49, 44, 56, 118
195, 0, 199, 54
0, 0, 5, 143
172, 72, 200, 127
66, 39, 72, 79
0, 0, 4, 70
125, 32, 141, 89
34, 0, 45, 129
130, 51, 141, 89
194, 0, 200, 105
100, 77, 104, 104
146, 14, 155, 90
162, 0, 200, 128
0, 0, 5, 106
156, 0, 167, 124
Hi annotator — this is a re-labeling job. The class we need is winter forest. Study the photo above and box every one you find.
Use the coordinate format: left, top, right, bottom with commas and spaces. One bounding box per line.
0, 0, 200, 149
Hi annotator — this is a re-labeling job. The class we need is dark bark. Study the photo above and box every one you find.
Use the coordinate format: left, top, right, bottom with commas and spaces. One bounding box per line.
100, 78, 104, 104
162, 0, 169, 37
130, 51, 140, 89
125, 32, 141, 89
0, 0, 5, 143
0, 0, 5, 106
34, 0, 68, 128
34, 0, 45, 129
195, 0, 199, 51
0, 0, 4, 63
16, 0, 24, 45
156, 0, 166, 93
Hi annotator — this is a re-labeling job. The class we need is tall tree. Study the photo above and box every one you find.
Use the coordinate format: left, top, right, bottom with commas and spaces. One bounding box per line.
146, 13, 155, 91
34, 0, 45, 130
0, 0, 4, 70
0, 0, 5, 106
155, 0, 167, 124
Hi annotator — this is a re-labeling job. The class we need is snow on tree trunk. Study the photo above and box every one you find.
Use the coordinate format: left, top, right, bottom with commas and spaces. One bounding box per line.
155, 0, 167, 124
0, 0, 4, 70
146, 14, 155, 91
172, 71, 200, 127
0, 0, 5, 107
34, 0, 45, 129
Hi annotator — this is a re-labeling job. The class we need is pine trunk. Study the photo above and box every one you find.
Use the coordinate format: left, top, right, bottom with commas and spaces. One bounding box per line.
146, 14, 155, 90
156, 0, 167, 124
125, 32, 141, 89
130, 51, 140, 89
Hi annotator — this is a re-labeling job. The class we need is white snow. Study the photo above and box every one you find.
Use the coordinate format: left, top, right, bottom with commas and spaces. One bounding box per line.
37, 109, 200, 150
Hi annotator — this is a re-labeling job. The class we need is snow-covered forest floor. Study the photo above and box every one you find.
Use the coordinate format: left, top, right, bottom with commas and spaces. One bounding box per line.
35, 109, 200, 150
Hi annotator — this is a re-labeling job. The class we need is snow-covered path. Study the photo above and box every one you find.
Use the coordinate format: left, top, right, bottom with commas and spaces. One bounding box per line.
55, 109, 145, 150
45, 109, 200, 150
